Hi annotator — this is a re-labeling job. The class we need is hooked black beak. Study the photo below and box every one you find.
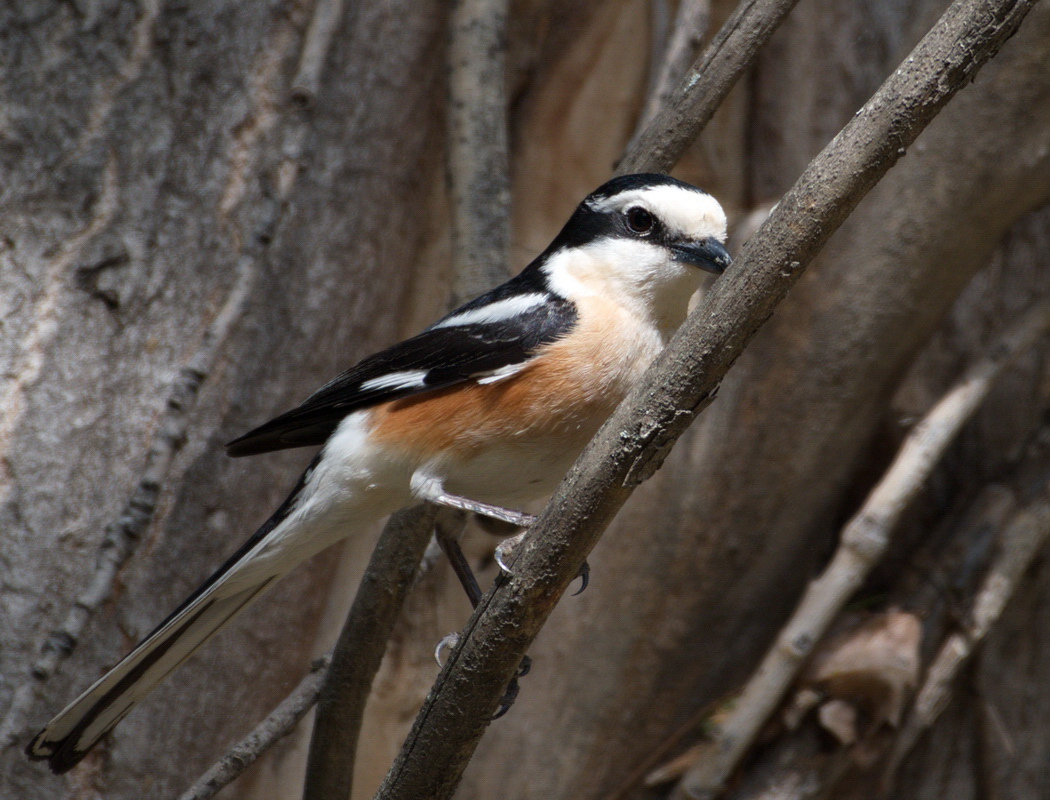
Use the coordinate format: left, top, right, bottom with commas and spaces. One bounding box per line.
671, 237, 732, 275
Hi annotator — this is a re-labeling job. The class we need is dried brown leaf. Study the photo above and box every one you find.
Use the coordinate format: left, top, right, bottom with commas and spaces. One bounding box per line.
806, 610, 921, 726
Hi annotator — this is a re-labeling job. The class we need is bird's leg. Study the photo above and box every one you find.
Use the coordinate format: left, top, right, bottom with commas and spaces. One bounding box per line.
434, 512, 483, 608
411, 473, 536, 528
430, 522, 533, 718
411, 474, 590, 590
428, 491, 536, 528
416, 473, 532, 715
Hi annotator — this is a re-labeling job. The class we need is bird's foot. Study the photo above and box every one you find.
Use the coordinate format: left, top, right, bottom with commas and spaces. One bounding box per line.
493, 655, 532, 719
493, 531, 528, 574
434, 632, 460, 668
495, 532, 589, 595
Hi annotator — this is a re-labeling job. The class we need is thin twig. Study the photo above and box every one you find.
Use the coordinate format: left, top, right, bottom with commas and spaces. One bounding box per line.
290, 0, 348, 106
882, 489, 1050, 789
673, 299, 1050, 800
176, 655, 332, 800
301, 504, 455, 800
617, 0, 800, 176
373, 3, 1040, 799
445, 0, 511, 305
635, 0, 712, 135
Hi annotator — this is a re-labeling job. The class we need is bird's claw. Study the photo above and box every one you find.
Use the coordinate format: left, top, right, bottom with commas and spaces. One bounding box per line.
571, 560, 590, 596
492, 655, 532, 719
434, 632, 461, 668
494, 531, 528, 574
493, 680, 519, 719
496, 534, 590, 596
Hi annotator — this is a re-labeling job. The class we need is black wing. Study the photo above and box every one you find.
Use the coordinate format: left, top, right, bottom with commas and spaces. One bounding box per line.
226, 278, 576, 457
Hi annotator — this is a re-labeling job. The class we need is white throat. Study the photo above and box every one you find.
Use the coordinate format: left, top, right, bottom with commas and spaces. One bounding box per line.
542, 239, 703, 338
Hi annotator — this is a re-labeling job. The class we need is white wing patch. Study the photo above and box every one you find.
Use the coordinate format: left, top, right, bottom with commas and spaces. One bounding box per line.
360, 370, 429, 392
432, 293, 549, 329
475, 362, 529, 385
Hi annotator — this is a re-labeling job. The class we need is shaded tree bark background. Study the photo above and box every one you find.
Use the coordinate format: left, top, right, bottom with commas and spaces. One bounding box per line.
2, 1, 1048, 799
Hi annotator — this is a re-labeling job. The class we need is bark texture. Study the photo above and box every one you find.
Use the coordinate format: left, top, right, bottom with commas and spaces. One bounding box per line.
2, 0, 447, 797
5, 1, 1050, 799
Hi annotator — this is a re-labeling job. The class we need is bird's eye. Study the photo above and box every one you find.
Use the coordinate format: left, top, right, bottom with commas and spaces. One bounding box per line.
625, 206, 654, 234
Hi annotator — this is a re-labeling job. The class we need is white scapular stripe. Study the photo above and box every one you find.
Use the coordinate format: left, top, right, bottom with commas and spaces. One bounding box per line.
360, 369, 429, 392
476, 361, 529, 384
432, 293, 548, 329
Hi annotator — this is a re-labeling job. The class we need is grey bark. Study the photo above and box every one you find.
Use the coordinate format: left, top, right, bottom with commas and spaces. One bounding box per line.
2, 0, 447, 797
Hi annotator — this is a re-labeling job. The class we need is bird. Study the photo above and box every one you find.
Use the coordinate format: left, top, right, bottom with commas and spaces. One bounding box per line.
27, 172, 730, 774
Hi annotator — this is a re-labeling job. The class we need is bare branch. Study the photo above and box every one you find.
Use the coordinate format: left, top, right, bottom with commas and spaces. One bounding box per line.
445, 0, 511, 305
636, 0, 712, 135
641, 484, 1017, 798
301, 504, 455, 800
648, 484, 1018, 799
175, 655, 332, 800
290, 0, 348, 106
373, 3, 1040, 799
617, 0, 800, 176
673, 298, 1050, 799
883, 488, 1050, 788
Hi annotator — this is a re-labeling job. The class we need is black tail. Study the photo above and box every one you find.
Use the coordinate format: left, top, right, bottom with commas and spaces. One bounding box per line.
27, 458, 319, 773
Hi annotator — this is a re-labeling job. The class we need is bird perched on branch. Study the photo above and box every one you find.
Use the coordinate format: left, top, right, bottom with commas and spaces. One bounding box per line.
28, 173, 729, 773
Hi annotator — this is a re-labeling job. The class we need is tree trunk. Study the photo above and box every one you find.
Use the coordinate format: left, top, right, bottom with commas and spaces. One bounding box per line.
2, 1, 447, 796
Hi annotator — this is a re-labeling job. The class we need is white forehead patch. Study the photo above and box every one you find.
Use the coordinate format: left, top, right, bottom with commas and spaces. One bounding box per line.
588, 184, 727, 242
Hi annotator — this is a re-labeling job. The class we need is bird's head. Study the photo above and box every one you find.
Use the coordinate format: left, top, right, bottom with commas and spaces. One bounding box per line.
540, 174, 730, 330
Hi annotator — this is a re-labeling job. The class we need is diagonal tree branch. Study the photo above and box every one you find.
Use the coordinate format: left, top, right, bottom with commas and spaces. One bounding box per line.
176, 655, 332, 800
617, 0, 800, 176
373, 2, 1039, 798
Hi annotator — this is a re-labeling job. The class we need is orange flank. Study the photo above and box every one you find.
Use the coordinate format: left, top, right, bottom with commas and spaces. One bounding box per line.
368, 296, 660, 464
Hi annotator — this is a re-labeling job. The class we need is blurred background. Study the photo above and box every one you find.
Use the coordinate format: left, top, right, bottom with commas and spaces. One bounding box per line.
2, 0, 1049, 798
